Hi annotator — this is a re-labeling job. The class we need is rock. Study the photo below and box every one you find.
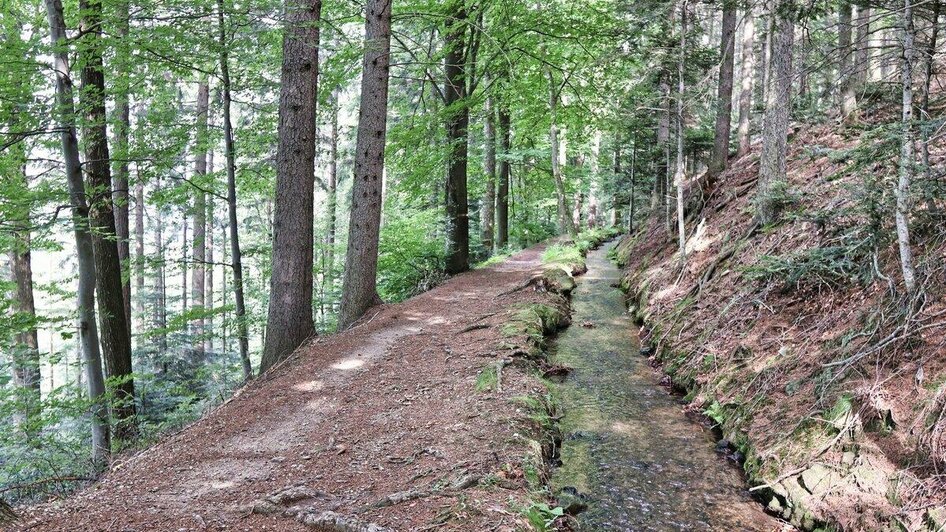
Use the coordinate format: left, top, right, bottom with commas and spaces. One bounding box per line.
715, 439, 731, 452
640, 345, 655, 357
799, 464, 841, 496
557, 486, 588, 516
925, 505, 946, 530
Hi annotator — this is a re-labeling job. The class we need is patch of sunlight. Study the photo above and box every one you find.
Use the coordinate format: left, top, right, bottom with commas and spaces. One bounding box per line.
654, 284, 678, 301
610, 420, 641, 436
293, 379, 324, 392
332, 358, 365, 371
424, 315, 447, 326
211, 480, 235, 490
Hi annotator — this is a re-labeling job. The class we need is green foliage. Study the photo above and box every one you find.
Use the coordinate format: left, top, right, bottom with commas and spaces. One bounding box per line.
521, 502, 565, 531
377, 208, 446, 302
746, 245, 872, 289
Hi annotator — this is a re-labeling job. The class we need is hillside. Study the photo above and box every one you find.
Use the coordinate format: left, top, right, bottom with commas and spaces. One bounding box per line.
616, 95, 946, 530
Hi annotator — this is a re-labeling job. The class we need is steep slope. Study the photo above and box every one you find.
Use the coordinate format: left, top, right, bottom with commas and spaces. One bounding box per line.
16, 245, 576, 531
617, 100, 946, 530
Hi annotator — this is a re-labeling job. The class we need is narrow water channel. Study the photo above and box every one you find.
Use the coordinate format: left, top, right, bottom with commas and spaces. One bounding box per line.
550, 242, 778, 531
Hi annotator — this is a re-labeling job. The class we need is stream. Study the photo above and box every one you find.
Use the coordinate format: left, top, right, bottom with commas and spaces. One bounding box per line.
550, 242, 777, 530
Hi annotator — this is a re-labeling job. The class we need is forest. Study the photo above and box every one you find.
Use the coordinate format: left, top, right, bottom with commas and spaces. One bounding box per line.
0, 0, 944, 529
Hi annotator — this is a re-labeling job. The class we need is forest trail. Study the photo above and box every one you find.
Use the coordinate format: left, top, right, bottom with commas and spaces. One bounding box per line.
19, 244, 565, 531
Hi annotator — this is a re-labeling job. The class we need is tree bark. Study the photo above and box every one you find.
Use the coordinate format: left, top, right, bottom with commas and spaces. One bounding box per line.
44, 0, 110, 466
627, 136, 637, 232
546, 63, 577, 239
337, 0, 392, 330
113, 0, 132, 336
838, 1, 858, 121
481, 95, 496, 252
9, 215, 41, 427
444, 2, 470, 274
921, 0, 941, 211
854, 6, 871, 89
206, 153, 214, 354
896, 0, 917, 294
191, 80, 209, 357
218, 0, 252, 380
134, 175, 144, 328
755, 0, 794, 225
708, 1, 737, 181
496, 104, 511, 248
78, 0, 136, 442
613, 133, 623, 226
737, 11, 755, 157
319, 92, 339, 326
155, 175, 167, 355
260, 0, 322, 371
675, 0, 688, 264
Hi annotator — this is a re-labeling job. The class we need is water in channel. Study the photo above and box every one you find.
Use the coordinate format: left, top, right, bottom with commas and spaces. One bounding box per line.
550, 242, 778, 531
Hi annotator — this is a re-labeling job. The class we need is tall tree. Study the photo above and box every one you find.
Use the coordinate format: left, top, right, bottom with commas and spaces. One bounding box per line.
44, 0, 110, 465
481, 94, 496, 252
337, 0, 392, 330
755, 0, 794, 225
444, 1, 472, 274
78, 0, 136, 442
895, 0, 917, 293
191, 80, 209, 357
260, 0, 323, 372
8, 184, 41, 429
838, 1, 858, 120
673, 0, 688, 263
854, 5, 871, 88
218, 0, 252, 379
547, 63, 577, 239
737, 12, 755, 157
112, 0, 132, 334
708, 0, 737, 181
319, 92, 340, 325
496, 103, 511, 249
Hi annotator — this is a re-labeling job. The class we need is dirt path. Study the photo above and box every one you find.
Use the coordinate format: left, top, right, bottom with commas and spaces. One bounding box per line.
19, 245, 561, 531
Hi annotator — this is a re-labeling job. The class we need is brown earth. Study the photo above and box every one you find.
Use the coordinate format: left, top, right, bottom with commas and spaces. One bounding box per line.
617, 93, 946, 530
15, 245, 568, 531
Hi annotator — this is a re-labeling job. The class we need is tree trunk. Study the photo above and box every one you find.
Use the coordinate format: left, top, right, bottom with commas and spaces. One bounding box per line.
708, 1, 736, 181
654, 82, 670, 213
613, 133, 623, 225
78, 0, 136, 442
44, 0, 110, 466
496, 104, 511, 248
481, 95, 496, 252
134, 176, 144, 330
191, 80, 209, 357
260, 0, 322, 371
838, 1, 858, 120
113, 0, 132, 336
206, 153, 214, 354
320, 93, 339, 326
547, 64, 577, 239
854, 6, 871, 89
337, 0, 392, 330
182, 216, 188, 312
921, 0, 941, 211
896, 0, 918, 294
155, 176, 167, 355
218, 0, 253, 380
9, 222, 41, 428
627, 136, 637, 232
755, 0, 794, 225
675, 0, 688, 264
737, 11, 755, 157
444, 2, 470, 275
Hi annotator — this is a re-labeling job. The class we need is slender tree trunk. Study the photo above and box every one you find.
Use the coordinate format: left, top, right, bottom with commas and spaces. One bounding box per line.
260, 0, 322, 371
78, 0, 136, 442
481, 95, 496, 252
321, 96, 339, 325
218, 0, 252, 380
921, 0, 941, 211
839, 1, 858, 120
337, 0, 392, 330
496, 104, 511, 248
896, 0, 918, 294
191, 80, 209, 357
546, 64, 577, 238
854, 6, 871, 88
737, 12, 756, 157
134, 176, 144, 329
444, 2, 470, 274
709, 0, 737, 181
113, 0, 132, 335
756, 0, 794, 225
628, 136, 637, 232
206, 153, 214, 354
182, 216, 188, 312
589, 131, 601, 228
10, 224, 41, 428
654, 82, 670, 213
44, 0, 110, 466
613, 134, 623, 225
675, 0, 688, 264
154, 175, 167, 355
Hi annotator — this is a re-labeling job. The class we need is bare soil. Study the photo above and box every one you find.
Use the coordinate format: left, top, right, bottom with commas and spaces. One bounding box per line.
16, 245, 562, 531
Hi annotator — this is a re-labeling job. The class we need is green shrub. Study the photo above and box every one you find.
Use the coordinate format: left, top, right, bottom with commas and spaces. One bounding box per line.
377, 208, 447, 302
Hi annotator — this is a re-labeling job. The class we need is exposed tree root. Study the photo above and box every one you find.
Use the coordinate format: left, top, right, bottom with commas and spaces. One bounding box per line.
0, 499, 17, 525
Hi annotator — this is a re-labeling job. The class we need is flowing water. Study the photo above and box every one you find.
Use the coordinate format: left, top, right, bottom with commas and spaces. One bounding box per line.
550, 242, 778, 531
